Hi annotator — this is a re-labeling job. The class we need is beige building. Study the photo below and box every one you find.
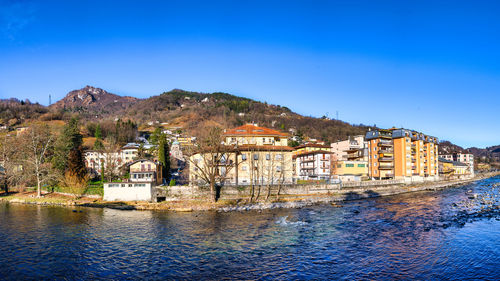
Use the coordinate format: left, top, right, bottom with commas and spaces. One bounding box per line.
441, 153, 474, 176
330, 135, 368, 162
190, 124, 294, 186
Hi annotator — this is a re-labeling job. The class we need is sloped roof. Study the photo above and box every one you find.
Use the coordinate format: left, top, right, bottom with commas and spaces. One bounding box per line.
294, 143, 330, 150
224, 124, 288, 137
293, 150, 332, 159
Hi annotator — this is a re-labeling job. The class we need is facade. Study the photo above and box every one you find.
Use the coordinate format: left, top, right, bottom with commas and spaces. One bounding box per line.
441, 153, 474, 176
190, 124, 294, 186
129, 159, 163, 184
330, 135, 368, 162
366, 128, 439, 181
294, 150, 332, 181
332, 160, 368, 182
84, 144, 140, 175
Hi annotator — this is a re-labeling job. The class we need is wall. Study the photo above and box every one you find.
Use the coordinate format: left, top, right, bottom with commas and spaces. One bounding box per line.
104, 182, 154, 201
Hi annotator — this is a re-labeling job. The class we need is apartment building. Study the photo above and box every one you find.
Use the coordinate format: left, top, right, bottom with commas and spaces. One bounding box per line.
440, 153, 474, 176
190, 124, 294, 186
84, 143, 140, 175
330, 135, 368, 161
366, 128, 439, 181
294, 150, 332, 181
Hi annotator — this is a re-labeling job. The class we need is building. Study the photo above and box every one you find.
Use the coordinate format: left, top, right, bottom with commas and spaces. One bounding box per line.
366, 128, 439, 182
84, 143, 140, 175
189, 124, 294, 186
330, 135, 368, 162
103, 159, 163, 202
294, 150, 332, 181
332, 160, 368, 182
441, 153, 474, 176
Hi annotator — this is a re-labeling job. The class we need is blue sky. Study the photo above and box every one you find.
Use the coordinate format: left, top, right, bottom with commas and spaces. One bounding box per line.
0, 0, 499, 148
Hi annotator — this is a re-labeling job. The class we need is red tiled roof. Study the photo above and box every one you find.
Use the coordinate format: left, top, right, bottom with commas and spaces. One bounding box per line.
224, 124, 288, 137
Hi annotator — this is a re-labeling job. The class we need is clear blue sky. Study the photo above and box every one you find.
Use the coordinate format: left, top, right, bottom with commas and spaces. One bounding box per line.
1, 0, 499, 148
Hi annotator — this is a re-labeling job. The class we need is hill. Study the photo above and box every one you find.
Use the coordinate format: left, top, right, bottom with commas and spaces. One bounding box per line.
50, 86, 138, 117
124, 89, 372, 144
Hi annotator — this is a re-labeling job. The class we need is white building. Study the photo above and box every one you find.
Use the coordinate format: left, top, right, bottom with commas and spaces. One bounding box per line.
294, 150, 332, 181
84, 143, 140, 175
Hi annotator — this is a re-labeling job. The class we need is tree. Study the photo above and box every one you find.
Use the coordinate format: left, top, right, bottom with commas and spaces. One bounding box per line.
187, 126, 234, 202
17, 124, 54, 197
93, 124, 104, 150
52, 117, 83, 175
158, 134, 170, 183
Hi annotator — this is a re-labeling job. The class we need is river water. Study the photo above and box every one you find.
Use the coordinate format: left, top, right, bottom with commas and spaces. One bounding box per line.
1, 176, 500, 280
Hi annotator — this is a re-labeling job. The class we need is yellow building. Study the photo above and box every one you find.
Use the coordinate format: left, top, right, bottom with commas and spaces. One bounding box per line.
190, 124, 294, 186
332, 160, 368, 181
366, 128, 439, 181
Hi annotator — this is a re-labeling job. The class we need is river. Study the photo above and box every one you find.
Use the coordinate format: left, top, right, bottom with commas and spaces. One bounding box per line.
1, 176, 500, 280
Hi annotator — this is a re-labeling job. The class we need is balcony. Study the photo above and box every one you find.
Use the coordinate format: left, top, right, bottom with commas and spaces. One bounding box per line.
379, 149, 393, 153
379, 165, 394, 170
379, 157, 394, 162
378, 142, 393, 147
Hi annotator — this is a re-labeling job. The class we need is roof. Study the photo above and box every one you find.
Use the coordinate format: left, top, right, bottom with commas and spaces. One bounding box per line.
127, 159, 160, 167
293, 150, 332, 159
294, 143, 330, 150
224, 124, 288, 137
234, 145, 294, 152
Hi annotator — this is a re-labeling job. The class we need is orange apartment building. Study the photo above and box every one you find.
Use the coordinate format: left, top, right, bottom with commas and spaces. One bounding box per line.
366, 128, 439, 182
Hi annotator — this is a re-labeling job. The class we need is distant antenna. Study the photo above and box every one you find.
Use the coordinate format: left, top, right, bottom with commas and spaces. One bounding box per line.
336, 111, 339, 120
49, 94, 52, 105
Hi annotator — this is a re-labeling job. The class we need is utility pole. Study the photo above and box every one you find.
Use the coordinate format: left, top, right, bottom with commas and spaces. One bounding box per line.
49, 94, 52, 105
336, 111, 339, 120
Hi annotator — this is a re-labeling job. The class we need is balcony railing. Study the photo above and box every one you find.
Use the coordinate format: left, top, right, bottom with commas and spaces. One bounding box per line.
379, 157, 394, 162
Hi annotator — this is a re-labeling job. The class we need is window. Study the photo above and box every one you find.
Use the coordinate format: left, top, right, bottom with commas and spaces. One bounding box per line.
374, 155, 377, 159
242, 154, 247, 160
276, 166, 282, 172
266, 154, 270, 160
357, 164, 365, 167
346, 164, 354, 167
242, 166, 247, 171
275, 154, 283, 160
337, 164, 342, 168
253, 154, 259, 160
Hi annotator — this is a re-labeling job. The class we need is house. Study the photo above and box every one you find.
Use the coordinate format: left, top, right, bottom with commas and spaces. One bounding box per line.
103, 159, 163, 202
15, 127, 28, 136
294, 150, 332, 181
128, 159, 163, 184
366, 128, 439, 182
189, 124, 294, 186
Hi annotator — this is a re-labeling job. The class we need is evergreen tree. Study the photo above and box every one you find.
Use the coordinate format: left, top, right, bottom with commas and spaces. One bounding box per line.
95, 124, 102, 140
158, 134, 170, 182
52, 117, 84, 176
93, 124, 104, 150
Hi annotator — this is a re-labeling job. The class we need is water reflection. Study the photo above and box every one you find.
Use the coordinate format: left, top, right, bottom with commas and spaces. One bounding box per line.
1, 176, 500, 280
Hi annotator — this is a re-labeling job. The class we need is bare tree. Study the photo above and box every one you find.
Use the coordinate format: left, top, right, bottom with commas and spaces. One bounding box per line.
187, 126, 234, 202
16, 124, 54, 197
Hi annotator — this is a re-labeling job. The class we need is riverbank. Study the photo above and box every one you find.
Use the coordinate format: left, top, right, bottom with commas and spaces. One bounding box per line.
1, 172, 499, 212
